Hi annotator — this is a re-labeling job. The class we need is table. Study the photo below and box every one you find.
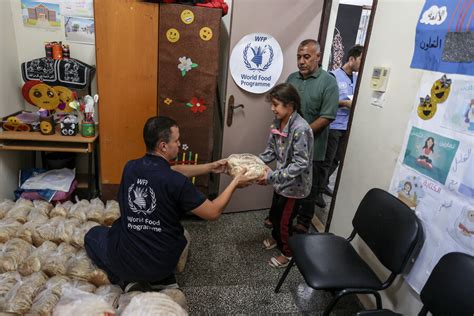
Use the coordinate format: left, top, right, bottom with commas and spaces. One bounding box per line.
0, 130, 99, 199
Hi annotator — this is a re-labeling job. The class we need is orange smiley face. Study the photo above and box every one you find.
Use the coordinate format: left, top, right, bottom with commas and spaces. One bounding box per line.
29, 83, 60, 110
54, 86, 74, 113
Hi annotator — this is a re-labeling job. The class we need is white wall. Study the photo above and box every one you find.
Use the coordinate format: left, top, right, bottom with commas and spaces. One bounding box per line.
331, 0, 425, 314
0, 1, 29, 199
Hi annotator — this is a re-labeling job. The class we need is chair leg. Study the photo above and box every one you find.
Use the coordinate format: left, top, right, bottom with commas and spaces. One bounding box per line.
374, 291, 382, 309
323, 291, 345, 316
274, 258, 295, 293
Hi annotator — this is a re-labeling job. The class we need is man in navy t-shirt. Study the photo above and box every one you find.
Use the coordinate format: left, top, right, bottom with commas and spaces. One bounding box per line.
84, 116, 254, 292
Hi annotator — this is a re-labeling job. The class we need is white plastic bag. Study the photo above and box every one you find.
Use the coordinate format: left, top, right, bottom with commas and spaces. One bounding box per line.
52, 285, 115, 316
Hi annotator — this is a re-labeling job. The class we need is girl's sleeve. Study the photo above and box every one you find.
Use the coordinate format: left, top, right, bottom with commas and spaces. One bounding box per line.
267, 127, 313, 185
258, 133, 276, 163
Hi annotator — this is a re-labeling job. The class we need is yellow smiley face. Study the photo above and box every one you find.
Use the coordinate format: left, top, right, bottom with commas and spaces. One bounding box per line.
166, 28, 180, 43
199, 27, 213, 41
28, 83, 60, 110
180, 9, 194, 24
40, 120, 53, 134
417, 97, 437, 120
54, 86, 74, 113
430, 76, 451, 104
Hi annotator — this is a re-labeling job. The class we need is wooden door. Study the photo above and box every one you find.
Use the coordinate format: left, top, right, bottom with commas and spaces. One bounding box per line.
94, 0, 159, 198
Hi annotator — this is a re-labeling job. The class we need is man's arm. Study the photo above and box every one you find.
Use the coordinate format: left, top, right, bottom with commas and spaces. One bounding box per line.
339, 99, 352, 108
191, 174, 254, 221
172, 159, 226, 177
309, 117, 332, 136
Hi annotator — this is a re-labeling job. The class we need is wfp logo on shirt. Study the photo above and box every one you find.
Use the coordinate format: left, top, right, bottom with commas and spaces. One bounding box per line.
127, 178, 156, 215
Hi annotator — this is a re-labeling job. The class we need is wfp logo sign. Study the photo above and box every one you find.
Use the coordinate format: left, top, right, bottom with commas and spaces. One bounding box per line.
230, 33, 283, 94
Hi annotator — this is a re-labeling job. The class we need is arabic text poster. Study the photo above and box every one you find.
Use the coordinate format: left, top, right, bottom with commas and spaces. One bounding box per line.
21, 0, 61, 29
411, 0, 474, 76
403, 126, 459, 184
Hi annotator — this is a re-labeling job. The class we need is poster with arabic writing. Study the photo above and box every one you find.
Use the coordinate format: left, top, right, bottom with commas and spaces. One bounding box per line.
389, 71, 474, 293
410, 0, 474, 76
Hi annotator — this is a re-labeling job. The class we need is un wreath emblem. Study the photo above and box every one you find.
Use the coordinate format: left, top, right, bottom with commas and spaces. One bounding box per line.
243, 43, 274, 72
128, 183, 157, 215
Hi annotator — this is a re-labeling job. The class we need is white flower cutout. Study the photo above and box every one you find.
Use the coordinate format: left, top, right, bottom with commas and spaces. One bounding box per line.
182, 144, 189, 150
177, 57, 198, 77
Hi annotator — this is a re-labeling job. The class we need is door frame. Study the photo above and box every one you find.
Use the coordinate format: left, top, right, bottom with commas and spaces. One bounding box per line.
324, 0, 379, 232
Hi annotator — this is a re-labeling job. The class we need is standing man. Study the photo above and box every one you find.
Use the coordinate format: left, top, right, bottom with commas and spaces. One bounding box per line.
85, 116, 255, 292
286, 39, 339, 233
323, 45, 363, 197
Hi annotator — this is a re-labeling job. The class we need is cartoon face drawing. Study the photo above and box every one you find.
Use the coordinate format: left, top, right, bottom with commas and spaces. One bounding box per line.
417, 95, 437, 120
430, 74, 452, 104
40, 120, 54, 134
180, 9, 194, 24
199, 27, 213, 41
28, 83, 60, 110
54, 86, 74, 113
166, 28, 180, 43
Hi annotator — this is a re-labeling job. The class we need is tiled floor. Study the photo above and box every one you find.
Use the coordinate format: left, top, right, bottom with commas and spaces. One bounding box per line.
179, 210, 363, 315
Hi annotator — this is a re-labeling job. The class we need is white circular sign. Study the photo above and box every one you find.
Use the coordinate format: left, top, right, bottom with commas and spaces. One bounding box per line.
230, 33, 283, 94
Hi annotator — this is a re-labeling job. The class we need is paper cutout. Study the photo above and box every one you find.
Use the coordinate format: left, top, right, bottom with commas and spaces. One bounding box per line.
417, 95, 437, 120
28, 83, 60, 110
199, 27, 213, 41
54, 86, 74, 113
164, 98, 173, 105
396, 175, 425, 209
186, 97, 207, 113
177, 57, 198, 77
166, 28, 180, 43
181, 9, 194, 24
430, 74, 452, 104
182, 144, 189, 150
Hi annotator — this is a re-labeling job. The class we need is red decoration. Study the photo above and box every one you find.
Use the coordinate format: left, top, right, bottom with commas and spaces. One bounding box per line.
187, 97, 207, 113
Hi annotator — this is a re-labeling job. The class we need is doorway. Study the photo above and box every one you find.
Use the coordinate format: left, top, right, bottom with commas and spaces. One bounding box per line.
313, 0, 378, 232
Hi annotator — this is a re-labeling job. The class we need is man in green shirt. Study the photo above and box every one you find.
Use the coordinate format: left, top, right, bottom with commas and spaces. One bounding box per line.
286, 39, 339, 232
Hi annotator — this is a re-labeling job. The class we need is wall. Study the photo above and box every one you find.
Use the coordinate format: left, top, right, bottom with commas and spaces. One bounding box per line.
0, 1, 28, 199
330, 0, 425, 313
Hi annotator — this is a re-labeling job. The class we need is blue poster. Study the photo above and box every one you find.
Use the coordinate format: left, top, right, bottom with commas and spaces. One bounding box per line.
403, 126, 459, 184
411, 0, 474, 76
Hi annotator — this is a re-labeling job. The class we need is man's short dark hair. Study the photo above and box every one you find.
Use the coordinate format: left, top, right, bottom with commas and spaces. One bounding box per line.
346, 45, 364, 63
299, 39, 320, 52
143, 116, 177, 153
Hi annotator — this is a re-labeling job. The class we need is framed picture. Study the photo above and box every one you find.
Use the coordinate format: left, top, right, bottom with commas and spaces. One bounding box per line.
64, 16, 95, 45
21, 0, 61, 30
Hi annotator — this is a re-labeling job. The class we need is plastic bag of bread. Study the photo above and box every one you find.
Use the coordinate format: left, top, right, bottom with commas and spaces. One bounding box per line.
160, 288, 188, 312
42, 243, 77, 277
0, 218, 23, 243
4, 204, 32, 224
18, 241, 57, 276
0, 238, 33, 273
89, 269, 110, 287
53, 285, 115, 316
121, 292, 187, 316
32, 200, 53, 217
0, 271, 21, 298
29, 275, 70, 316
95, 284, 122, 308
53, 218, 80, 244
67, 199, 90, 223
227, 153, 266, 179
0, 199, 15, 219
116, 291, 142, 315
3, 271, 47, 314
49, 202, 69, 218
66, 250, 110, 286
87, 198, 105, 224
103, 200, 120, 226
62, 279, 96, 293
71, 221, 100, 248
32, 216, 63, 247
16, 210, 49, 244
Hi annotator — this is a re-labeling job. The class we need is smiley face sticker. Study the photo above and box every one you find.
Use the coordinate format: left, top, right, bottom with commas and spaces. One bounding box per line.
199, 27, 213, 41
181, 9, 194, 24
166, 28, 180, 43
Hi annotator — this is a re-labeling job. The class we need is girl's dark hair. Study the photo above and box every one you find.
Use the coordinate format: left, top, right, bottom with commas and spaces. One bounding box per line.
265, 83, 302, 115
423, 137, 435, 152
143, 116, 177, 153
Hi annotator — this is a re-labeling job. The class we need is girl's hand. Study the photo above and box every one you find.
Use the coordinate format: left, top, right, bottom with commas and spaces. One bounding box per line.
233, 168, 257, 188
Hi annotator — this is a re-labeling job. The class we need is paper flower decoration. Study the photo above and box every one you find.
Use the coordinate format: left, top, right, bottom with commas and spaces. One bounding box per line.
186, 97, 207, 113
164, 98, 173, 105
178, 57, 198, 76
182, 144, 189, 150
